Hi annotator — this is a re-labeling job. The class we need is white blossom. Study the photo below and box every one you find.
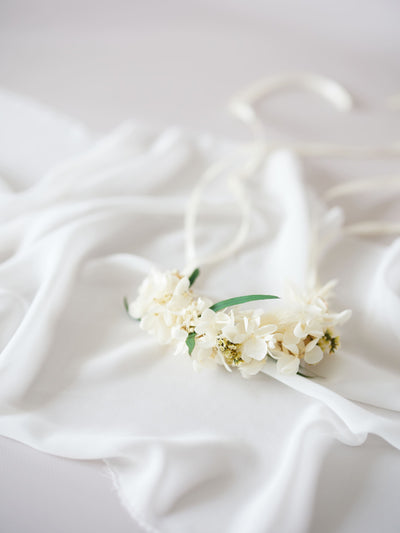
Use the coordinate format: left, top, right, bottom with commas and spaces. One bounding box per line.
192, 308, 278, 378
128, 269, 351, 379
267, 281, 351, 375
128, 269, 211, 348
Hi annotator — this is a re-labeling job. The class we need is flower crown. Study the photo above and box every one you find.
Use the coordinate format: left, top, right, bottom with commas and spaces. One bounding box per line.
124, 74, 360, 379
125, 268, 351, 378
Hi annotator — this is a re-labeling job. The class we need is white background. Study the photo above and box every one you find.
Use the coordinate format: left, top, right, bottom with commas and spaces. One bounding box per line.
1, 1, 400, 531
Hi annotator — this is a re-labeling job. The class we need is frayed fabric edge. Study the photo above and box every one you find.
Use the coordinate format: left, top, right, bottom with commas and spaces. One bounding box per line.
102, 459, 161, 533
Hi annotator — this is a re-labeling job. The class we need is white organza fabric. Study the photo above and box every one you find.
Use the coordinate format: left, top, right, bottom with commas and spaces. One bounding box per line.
0, 89, 399, 533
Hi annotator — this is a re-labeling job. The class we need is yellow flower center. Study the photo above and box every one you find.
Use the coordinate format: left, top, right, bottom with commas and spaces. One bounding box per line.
216, 337, 243, 366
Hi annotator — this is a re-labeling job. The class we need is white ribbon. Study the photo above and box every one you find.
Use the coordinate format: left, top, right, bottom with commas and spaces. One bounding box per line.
184, 73, 400, 273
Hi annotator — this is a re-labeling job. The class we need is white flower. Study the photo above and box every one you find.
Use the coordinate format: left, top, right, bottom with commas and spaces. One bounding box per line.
129, 269, 191, 319
191, 308, 231, 370
171, 296, 212, 354
280, 281, 351, 336
268, 281, 351, 375
128, 269, 212, 349
221, 310, 277, 362
128, 269, 351, 380
195, 308, 231, 347
192, 307, 277, 377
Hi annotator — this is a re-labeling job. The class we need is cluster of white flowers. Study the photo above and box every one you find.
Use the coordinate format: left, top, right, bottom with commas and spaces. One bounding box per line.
128, 269, 351, 378
266, 281, 351, 375
129, 269, 212, 351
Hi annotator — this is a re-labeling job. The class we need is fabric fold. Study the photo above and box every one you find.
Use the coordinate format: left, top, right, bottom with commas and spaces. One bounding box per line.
0, 90, 399, 533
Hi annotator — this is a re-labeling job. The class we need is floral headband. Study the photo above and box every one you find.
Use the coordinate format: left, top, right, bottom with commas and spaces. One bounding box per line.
124, 74, 365, 379
125, 268, 350, 378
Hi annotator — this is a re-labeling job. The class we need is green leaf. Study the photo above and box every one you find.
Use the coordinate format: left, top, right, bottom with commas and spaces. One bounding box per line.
186, 332, 196, 355
123, 297, 140, 321
210, 294, 279, 313
188, 268, 200, 287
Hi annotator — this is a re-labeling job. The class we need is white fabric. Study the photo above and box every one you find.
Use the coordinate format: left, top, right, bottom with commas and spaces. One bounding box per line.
0, 89, 400, 533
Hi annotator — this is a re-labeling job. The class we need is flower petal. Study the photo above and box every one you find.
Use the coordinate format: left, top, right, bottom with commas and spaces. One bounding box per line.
283, 328, 300, 345
336, 309, 352, 324
304, 345, 324, 364
305, 337, 319, 352
242, 337, 267, 361
276, 354, 300, 375
222, 325, 246, 344
175, 276, 190, 294
257, 324, 277, 336
239, 359, 265, 378
293, 322, 307, 339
